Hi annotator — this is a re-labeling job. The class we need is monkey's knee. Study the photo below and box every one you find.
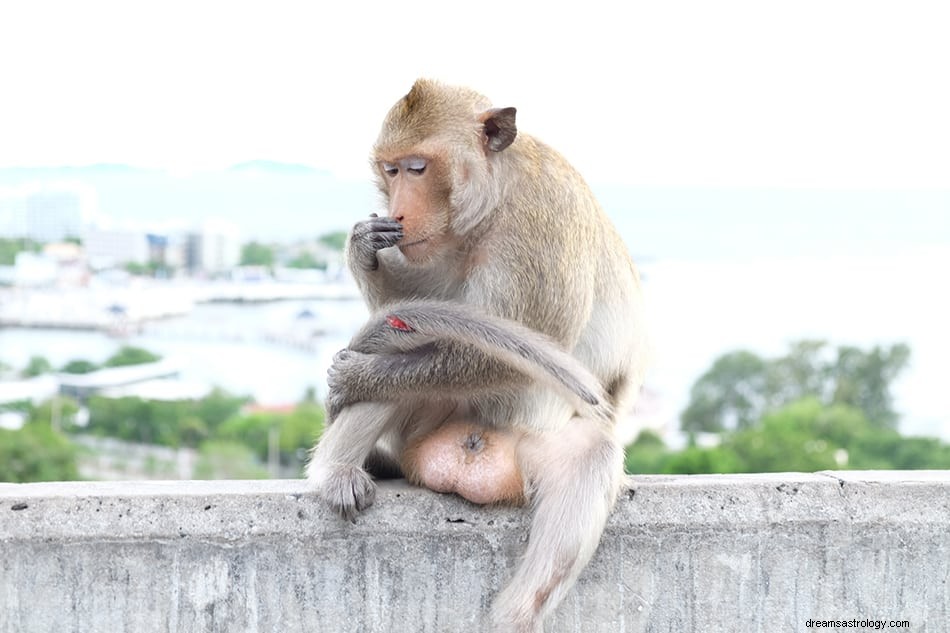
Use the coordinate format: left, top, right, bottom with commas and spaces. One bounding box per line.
403, 421, 525, 506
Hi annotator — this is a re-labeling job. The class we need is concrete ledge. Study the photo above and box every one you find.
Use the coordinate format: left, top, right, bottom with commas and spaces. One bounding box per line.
2, 472, 948, 632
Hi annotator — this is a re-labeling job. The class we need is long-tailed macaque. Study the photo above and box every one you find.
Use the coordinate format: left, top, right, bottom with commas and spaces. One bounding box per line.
307, 79, 649, 633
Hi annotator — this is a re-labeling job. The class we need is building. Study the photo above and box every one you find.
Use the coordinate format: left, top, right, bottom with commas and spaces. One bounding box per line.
184, 220, 240, 275
83, 228, 149, 269
25, 191, 83, 242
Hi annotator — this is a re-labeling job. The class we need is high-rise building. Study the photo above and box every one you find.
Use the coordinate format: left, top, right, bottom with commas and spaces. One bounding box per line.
25, 191, 83, 242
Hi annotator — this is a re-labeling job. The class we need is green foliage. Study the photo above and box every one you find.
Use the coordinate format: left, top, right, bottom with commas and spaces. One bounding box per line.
317, 231, 347, 251
240, 241, 275, 267
84, 389, 247, 448
287, 251, 327, 270
103, 346, 162, 368
681, 341, 910, 433
22, 355, 53, 377
0, 423, 80, 482
627, 397, 950, 475
123, 261, 163, 277
25, 397, 81, 430
0, 238, 41, 266
681, 351, 770, 433
216, 402, 324, 472
60, 359, 100, 374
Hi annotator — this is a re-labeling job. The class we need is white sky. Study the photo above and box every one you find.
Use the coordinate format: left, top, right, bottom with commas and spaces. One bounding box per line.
1, 0, 948, 187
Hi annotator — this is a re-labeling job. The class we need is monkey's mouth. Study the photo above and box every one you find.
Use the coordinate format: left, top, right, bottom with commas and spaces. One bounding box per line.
399, 238, 428, 248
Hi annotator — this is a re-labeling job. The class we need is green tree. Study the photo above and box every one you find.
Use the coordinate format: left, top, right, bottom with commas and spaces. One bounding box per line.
103, 346, 162, 368
681, 351, 770, 433
22, 355, 53, 377
60, 359, 100, 374
287, 251, 326, 270
0, 238, 41, 266
829, 344, 910, 429
84, 389, 246, 448
623, 430, 669, 474
317, 231, 348, 251
632, 395, 950, 475
0, 423, 80, 482
240, 241, 275, 267
681, 341, 911, 433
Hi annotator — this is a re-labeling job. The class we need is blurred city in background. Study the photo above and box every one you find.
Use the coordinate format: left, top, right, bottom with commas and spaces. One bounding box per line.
1, 163, 948, 481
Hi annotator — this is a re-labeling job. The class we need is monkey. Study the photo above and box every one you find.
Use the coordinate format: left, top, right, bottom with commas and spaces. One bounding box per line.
306, 79, 649, 633
318, 299, 613, 507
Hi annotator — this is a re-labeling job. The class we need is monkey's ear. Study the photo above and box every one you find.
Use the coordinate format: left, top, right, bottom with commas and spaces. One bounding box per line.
481, 107, 517, 152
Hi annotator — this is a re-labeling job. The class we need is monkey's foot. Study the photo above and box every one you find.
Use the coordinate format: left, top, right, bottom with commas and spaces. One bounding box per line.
309, 463, 377, 522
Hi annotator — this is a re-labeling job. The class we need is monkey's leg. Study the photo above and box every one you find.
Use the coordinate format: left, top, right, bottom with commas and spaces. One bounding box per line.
306, 401, 406, 521
491, 419, 624, 633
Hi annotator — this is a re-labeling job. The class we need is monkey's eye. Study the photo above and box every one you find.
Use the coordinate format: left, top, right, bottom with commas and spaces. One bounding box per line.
406, 158, 427, 175
381, 162, 398, 177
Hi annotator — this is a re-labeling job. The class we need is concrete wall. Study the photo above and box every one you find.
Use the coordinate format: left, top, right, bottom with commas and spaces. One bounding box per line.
1, 471, 948, 633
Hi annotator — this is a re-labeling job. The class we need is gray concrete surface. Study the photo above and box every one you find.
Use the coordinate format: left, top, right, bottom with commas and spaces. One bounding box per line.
1, 472, 948, 632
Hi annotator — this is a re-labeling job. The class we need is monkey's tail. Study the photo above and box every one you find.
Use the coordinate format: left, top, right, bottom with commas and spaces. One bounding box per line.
386, 301, 611, 422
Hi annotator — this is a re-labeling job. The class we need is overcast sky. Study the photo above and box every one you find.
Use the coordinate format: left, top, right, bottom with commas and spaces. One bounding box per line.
1, 0, 948, 188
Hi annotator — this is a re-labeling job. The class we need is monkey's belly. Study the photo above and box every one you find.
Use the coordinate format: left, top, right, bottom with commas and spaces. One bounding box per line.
404, 421, 525, 506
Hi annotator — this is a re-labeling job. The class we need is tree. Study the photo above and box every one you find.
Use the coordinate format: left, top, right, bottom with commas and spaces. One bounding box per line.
287, 251, 326, 270
60, 359, 100, 374
681, 341, 911, 433
829, 344, 910, 429
0, 238, 41, 266
22, 355, 53, 377
630, 395, 950, 475
0, 423, 80, 482
103, 346, 162, 368
240, 241, 275, 267
681, 351, 770, 433
317, 231, 347, 251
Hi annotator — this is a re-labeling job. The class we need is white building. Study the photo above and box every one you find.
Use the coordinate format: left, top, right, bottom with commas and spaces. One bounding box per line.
0, 182, 98, 241
83, 228, 150, 269
26, 191, 83, 241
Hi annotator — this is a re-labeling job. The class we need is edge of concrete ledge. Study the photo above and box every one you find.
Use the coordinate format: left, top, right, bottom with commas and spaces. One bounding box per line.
2, 472, 948, 543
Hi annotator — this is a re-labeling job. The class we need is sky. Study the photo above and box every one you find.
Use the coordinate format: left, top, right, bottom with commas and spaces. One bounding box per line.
1, 0, 948, 188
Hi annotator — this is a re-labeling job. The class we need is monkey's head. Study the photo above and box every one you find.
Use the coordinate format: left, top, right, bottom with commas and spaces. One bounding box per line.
372, 79, 517, 263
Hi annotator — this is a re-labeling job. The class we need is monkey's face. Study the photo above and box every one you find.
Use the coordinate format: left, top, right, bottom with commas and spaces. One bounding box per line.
375, 153, 452, 263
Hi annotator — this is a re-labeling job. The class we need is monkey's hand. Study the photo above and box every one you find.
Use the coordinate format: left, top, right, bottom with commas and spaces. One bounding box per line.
326, 348, 373, 422
349, 213, 404, 272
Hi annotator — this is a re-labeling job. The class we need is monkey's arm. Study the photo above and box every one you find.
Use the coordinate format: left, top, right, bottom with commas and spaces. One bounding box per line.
326, 342, 520, 420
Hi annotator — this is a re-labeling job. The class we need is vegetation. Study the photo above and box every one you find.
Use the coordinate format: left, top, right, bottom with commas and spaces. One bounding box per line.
0, 237, 42, 265
317, 231, 348, 251
0, 422, 80, 482
287, 251, 326, 270
60, 359, 100, 374
626, 340, 948, 474
103, 346, 162, 368
22, 355, 53, 377
240, 241, 275, 267
85, 388, 247, 447
681, 340, 910, 433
